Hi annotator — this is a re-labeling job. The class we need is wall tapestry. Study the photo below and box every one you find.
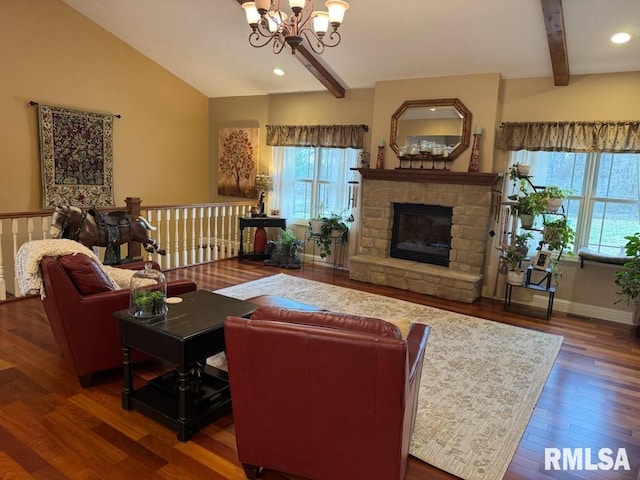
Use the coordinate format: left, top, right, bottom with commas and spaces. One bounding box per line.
37, 104, 115, 208
217, 127, 259, 198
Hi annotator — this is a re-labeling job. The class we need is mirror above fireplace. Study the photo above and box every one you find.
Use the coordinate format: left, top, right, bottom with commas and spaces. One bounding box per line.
389, 98, 472, 161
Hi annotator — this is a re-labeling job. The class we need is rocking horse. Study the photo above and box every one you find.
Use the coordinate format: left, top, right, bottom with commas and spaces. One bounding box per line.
50, 205, 166, 264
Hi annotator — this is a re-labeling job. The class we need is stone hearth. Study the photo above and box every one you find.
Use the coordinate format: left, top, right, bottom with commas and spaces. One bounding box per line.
349, 169, 499, 303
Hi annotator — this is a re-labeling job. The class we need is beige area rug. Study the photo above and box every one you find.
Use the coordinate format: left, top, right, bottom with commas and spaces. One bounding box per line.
213, 273, 563, 480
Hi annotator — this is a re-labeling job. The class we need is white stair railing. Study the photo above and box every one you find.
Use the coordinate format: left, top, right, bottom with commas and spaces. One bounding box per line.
0, 201, 253, 300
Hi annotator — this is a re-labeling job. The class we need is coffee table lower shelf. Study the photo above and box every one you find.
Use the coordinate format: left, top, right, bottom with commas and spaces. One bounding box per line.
123, 366, 231, 441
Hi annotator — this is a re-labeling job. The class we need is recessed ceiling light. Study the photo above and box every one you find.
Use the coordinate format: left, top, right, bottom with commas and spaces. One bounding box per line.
429, 108, 437, 111
611, 32, 631, 44
273, 68, 285, 76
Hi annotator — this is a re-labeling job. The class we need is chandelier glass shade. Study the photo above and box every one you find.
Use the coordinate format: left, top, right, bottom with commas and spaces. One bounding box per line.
241, 0, 349, 54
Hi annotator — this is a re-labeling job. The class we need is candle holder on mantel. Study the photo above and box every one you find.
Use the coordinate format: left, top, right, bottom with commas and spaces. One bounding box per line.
468, 130, 482, 172
376, 145, 385, 169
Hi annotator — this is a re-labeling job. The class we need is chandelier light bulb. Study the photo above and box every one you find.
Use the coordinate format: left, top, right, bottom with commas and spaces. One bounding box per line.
242, 2, 261, 26
312, 11, 330, 34
289, 0, 306, 11
242, 0, 349, 55
325, 0, 349, 25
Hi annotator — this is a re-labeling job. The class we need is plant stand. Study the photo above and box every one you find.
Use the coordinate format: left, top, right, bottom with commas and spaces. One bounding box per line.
504, 266, 556, 319
303, 232, 345, 269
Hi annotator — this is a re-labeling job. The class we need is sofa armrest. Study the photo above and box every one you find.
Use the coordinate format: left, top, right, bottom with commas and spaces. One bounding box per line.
406, 323, 430, 383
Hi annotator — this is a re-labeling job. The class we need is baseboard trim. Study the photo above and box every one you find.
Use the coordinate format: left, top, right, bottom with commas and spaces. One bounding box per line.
527, 295, 634, 325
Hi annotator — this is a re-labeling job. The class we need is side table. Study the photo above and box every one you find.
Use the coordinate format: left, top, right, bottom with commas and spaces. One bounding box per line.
238, 216, 286, 261
115, 290, 257, 441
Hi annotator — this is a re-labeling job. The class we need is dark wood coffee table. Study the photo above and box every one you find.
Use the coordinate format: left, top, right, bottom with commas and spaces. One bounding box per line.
115, 290, 257, 441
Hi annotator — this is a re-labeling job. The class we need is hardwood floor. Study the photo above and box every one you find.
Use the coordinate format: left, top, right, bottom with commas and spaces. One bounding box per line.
1, 259, 639, 479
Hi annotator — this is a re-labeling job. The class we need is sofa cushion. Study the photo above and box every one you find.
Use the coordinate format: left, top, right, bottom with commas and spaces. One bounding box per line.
58, 254, 116, 295
250, 305, 402, 339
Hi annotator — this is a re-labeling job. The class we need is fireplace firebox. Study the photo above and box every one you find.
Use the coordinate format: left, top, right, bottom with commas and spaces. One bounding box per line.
390, 203, 452, 266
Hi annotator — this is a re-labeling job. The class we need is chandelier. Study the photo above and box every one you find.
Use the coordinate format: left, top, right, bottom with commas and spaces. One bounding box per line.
241, 0, 350, 55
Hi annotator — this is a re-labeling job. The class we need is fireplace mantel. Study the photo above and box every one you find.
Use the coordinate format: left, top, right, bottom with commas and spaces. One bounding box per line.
356, 168, 500, 186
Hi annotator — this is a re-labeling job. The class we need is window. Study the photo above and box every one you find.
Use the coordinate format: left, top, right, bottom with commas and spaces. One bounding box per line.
509, 151, 640, 256
273, 146, 359, 223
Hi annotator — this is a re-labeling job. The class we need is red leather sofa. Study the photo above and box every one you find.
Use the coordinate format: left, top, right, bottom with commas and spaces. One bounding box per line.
225, 304, 430, 480
40, 255, 196, 387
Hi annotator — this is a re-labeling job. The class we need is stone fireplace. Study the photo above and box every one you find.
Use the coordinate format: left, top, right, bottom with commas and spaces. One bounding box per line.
349, 169, 499, 303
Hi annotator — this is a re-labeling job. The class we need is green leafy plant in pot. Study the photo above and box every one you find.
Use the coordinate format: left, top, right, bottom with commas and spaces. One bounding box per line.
614, 232, 640, 336
542, 216, 575, 254
133, 290, 166, 317
514, 231, 533, 258
264, 228, 303, 268
500, 243, 527, 285
308, 203, 327, 235
510, 191, 548, 229
315, 212, 349, 259
540, 186, 570, 213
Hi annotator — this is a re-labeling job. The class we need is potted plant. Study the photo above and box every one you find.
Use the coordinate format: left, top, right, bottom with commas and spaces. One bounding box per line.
514, 231, 533, 257
511, 191, 548, 228
542, 216, 575, 253
133, 290, 166, 317
314, 212, 349, 259
500, 243, 527, 285
507, 162, 530, 181
308, 204, 327, 235
540, 186, 569, 213
264, 228, 303, 268
614, 232, 640, 335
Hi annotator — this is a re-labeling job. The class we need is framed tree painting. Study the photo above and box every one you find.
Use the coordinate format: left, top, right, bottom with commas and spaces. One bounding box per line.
217, 128, 259, 198
37, 104, 116, 208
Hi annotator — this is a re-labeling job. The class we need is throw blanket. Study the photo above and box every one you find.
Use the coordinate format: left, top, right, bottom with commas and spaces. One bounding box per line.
15, 239, 120, 298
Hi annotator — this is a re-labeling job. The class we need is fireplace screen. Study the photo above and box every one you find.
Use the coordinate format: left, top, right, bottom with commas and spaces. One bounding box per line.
390, 203, 452, 266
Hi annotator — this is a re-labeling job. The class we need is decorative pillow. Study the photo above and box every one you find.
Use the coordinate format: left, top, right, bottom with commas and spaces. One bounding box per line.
250, 306, 402, 339
58, 254, 116, 295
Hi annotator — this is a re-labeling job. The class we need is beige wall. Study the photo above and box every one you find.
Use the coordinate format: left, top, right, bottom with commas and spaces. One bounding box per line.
0, 0, 210, 212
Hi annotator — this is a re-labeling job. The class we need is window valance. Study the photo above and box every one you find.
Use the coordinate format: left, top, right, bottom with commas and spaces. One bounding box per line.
497, 121, 640, 153
266, 124, 368, 149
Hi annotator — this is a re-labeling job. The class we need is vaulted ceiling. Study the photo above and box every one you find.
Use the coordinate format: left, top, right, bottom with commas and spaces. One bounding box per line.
62, 0, 640, 98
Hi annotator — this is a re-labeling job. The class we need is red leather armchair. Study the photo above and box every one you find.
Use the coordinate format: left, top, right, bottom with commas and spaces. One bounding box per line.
225, 306, 430, 480
40, 255, 196, 387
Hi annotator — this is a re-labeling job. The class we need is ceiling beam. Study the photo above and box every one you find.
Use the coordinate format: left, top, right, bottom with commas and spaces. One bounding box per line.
540, 0, 570, 86
234, 0, 346, 98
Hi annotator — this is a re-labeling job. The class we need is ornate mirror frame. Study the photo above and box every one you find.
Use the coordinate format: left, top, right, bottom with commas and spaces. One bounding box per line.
389, 98, 472, 160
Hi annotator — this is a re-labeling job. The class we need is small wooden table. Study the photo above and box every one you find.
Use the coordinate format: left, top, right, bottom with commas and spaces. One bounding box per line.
238, 216, 286, 261
115, 290, 257, 441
